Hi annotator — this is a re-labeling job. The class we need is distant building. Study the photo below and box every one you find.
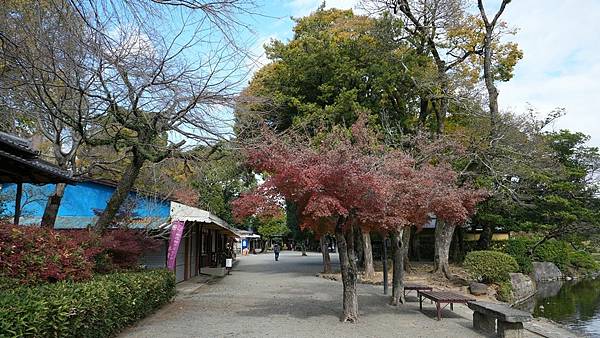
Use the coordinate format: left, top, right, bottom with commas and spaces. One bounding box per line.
236, 230, 261, 254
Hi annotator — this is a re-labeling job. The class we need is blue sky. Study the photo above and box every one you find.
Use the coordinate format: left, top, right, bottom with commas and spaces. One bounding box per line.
242, 0, 600, 147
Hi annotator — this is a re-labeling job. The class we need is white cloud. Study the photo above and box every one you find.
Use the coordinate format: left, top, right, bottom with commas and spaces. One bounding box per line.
246, 34, 277, 77
497, 0, 600, 146
256, 1, 600, 146
105, 25, 156, 62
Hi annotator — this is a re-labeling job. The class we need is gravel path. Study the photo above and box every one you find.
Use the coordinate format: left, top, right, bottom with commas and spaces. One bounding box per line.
119, 252, 488, 338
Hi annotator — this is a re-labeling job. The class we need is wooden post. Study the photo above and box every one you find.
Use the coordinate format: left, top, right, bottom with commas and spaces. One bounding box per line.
195, 223, 200, 275
199, 225, 203, 274
14, 183, 22, 225
383, 236, 388, 295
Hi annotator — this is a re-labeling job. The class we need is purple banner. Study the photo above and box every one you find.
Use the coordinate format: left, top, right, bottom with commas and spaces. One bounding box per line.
166, 220, 185, 271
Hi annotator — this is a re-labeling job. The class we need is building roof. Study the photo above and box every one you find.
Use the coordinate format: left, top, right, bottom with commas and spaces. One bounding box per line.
237, 230, 261, 239
170, 202, 241, 238
0, 132, 75, 184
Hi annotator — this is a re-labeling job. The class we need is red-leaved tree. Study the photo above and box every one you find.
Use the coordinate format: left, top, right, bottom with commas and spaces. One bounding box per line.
232, 117, 486, 322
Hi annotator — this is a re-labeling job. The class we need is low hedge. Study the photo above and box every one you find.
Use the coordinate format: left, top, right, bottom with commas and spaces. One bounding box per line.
464, 250, 519, 283
0, 269, 175, 338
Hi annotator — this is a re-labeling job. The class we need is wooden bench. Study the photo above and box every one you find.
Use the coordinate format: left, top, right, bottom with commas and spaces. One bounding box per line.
403, 284, 433, 299
418, 290, 475, 320
468, 301, 532, 338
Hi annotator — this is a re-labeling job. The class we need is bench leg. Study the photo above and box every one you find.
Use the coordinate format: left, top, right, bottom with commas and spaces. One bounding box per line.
450, 302, 453, 311
436, 302, 441, 320
419, 294, 423, 311
473, 311, 496, 335
498, 321, 524, 338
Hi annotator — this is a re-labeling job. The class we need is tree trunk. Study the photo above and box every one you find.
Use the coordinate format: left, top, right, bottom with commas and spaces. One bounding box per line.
94, 153, 145, 232
433, 220, 455, 279
390, 228, 405, 306
410, 226, 421, 261
419, 97, 429, 126
40, 183, 66, 228
362, 231, 375, 278
435, 65, 449, 134
454, 226, 466, 262
335, 218, 359, 323
477, 222, 494, 250
354, 225, 364, 269
402, 226, 412, 272
482, 30, 499, 135
477, 1, 512, 145
320, 236, 332, 273
259, 239, 266, 253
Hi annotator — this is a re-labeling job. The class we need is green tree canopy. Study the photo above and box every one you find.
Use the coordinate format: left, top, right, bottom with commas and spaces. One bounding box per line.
236, 8, 432, 141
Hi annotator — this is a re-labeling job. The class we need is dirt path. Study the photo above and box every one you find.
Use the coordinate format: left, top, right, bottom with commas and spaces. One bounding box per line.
119, 252, 492, 338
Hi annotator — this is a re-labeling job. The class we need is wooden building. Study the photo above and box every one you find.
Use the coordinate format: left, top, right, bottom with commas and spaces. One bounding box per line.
0, 131, 75, 224
142, 202, 240, 282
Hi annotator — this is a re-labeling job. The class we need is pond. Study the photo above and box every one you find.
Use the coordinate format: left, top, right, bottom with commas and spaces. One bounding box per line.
516, 278, 600, 337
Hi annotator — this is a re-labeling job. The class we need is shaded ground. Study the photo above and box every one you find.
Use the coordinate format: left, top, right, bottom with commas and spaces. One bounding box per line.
119, 252, 578, 338
120, 252, 484, 337
320, 261, 499, 303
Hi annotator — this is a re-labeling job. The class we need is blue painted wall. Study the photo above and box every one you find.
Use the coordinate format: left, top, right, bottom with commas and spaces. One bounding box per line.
0, 181, 170, 219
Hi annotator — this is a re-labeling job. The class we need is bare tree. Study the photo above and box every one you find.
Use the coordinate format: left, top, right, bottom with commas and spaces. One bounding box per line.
476, 0, 511, 137
3, 0, 256, 231
0, 1, 95, 227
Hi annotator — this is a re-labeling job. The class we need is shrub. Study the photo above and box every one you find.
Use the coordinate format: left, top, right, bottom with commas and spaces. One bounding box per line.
568, 251, 599, 272
502, 237, 535, 274
500, 237, 598, 274
0, 224, 93, 284
0, 276, 18, 291
497, 281, 513, 303
532, 239, 570, 271
464, 250, 519, 283
64, 229, 161, 272
100, 229, 161, 270
0, 269, 175, 338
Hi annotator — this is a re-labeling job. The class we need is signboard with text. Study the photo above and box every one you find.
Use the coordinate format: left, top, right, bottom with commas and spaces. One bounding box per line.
166, 220, 185, 271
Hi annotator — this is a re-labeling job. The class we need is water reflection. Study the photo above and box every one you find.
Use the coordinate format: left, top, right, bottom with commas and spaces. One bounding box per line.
522, 278, 600, 336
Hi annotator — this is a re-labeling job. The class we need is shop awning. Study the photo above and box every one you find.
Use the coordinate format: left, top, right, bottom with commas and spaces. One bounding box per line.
169, 202, 240, 238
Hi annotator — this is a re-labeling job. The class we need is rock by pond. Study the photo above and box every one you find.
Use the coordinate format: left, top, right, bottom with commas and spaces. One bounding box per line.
509, 273, 535, 303
532, 262, 563, 282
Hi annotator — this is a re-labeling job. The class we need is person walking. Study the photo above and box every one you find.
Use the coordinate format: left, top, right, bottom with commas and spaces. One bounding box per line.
273, 243, 281, 261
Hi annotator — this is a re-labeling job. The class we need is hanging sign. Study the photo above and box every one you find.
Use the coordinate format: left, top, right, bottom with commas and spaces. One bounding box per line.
166, 220, 185, 271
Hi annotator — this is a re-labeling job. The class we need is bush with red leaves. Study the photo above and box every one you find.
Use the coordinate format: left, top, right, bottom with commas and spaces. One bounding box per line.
99, 229, 161, 271
0, 223, 163, 285
0, 223, 93, 284
62, 229, 162, 272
